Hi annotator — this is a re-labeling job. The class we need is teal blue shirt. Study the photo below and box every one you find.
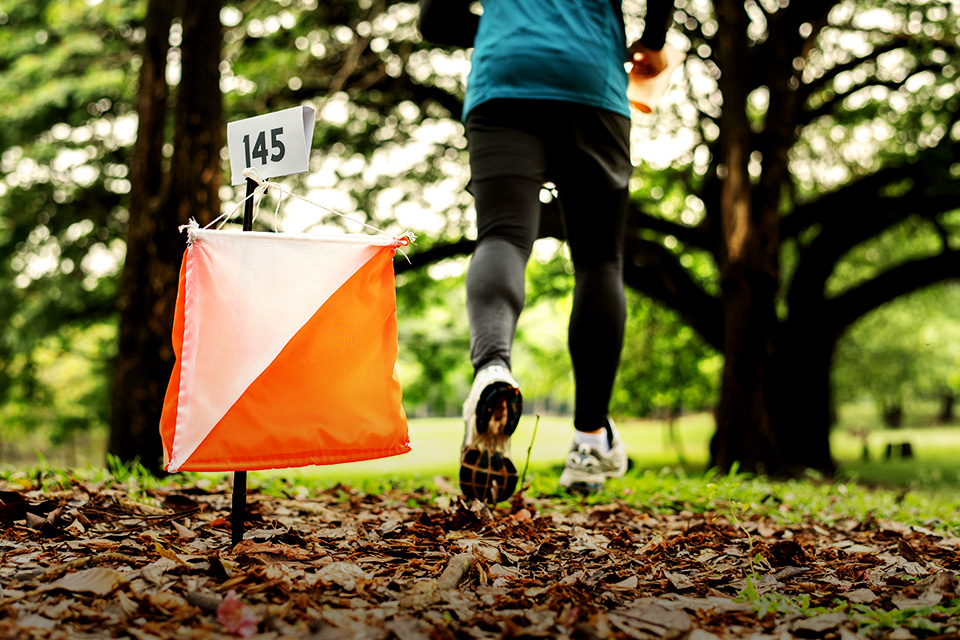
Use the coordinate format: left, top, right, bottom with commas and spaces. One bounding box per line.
462, 0, 629, 119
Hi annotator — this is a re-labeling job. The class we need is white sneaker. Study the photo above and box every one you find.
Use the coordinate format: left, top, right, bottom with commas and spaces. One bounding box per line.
459, 365, 522, 503
559, 419, 629, 493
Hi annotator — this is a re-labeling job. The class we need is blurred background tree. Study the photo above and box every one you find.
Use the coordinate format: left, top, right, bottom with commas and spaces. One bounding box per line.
0, 0, 140, 463
834, 281, 960, 428
1, 0, 958, 475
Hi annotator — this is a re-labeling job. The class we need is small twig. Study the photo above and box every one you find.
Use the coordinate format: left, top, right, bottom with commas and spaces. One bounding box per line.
437, 553, 475, 590
186, 591, 222, 613
13, 552, 137, 583
108, 507, 203, 533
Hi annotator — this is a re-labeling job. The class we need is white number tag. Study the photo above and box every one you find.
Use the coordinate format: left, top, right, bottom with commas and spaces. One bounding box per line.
227, 106, 316, 185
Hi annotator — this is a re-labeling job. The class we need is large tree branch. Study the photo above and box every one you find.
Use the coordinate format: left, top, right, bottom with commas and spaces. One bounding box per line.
825, 251, 960, 335
395, 238, 475, 274
785, 131, 960, 317
799, 38, 906, 107
393, 229, 724, 350
627, 202, 712, 250
783, 134, 960, 240
787, 193, 959, 316
799, 62, 946, 127
748, 0, 839, 95
623, 236, 722, 349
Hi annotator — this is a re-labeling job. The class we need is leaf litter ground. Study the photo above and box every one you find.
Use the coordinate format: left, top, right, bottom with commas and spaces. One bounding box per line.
1, 474, 959, 639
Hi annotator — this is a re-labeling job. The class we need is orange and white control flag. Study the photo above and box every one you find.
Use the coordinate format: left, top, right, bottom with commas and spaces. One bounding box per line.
159, 225, 410, 472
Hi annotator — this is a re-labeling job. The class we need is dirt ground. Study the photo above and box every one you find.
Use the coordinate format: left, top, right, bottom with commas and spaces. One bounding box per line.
1, 477, 959, 639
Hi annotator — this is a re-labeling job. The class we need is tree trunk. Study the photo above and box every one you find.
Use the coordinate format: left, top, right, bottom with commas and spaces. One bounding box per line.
709, 0, 783, 474
169, 1, 223, 232
770, 330, 837, 474
711, 263, 782, 473
937, 393, 955, 424
109, 0, 174, 474
110, 0, 222, 474
882, 404, 904, 429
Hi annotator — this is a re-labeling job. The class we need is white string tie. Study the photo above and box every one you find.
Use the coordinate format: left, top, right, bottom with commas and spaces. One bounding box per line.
183, 170, 416, 260
178, 218, 200, 245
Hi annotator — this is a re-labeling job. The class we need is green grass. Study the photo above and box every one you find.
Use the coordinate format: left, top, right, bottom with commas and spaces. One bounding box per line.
253, 412, 960, 489
4, 411, 958, 532
250, 414, 715, 487
235, 413, 960, 532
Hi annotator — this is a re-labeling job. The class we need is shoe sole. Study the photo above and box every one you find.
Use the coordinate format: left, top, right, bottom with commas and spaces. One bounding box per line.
460, 383, 522, 503
559, 454, 630, 495
560, 479, 604, 494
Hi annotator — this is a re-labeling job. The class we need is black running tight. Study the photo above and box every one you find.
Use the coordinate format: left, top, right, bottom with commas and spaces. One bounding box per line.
465, 176, 628, 433
465, 100, 632, 433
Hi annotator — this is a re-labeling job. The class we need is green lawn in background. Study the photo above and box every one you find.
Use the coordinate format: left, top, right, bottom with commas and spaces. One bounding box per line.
245, 412, 959, 532
255, 414, 708, 486
255, 412, 960, 493
4, 404, 957, 529
3, 409, 957, 534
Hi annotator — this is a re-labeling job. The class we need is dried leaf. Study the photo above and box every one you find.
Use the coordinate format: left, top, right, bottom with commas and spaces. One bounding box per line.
46, 567, 126, 596
846, 588, 878, 604
25, 511, 46, 529
154, 542, 188, 566
116, 590, 140, 617
16, 614, 57, 630
610, 575, 639, 590
1, 475, 957, 640
510, 508, 532, 522
792, 612, 851, 634
385, 617, 433, 640
663, 570, 694, 591
609, 601, 692, 640
141, 557, 178, 586
897, 539, 923, 563
147, 591, 193, 615
399, 579, 441, 609
314, 561, 368, 591
171, 520, 196, 540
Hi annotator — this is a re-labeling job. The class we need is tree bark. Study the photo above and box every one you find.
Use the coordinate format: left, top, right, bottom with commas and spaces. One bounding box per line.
169, 1, 223, 233
709, 0, 783, 473
109, 0, 174, 473
110, 0, 222, 474
770, 329, 837, 473
937, 393, 955, 424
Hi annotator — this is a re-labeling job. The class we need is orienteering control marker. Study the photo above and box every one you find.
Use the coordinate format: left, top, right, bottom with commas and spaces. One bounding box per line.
227, 106, 316, 185
228, 107, 315, 547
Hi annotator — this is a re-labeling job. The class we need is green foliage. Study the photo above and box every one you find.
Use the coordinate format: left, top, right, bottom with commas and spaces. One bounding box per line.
834, 283, 960, 423
105, 452, 158, 495
737, 574, 818, 620
613, 289, 721, 418
396, 267, 472, 416
4, 0, 960, 465
851, 601, 960, 635
0, 0, 140, 440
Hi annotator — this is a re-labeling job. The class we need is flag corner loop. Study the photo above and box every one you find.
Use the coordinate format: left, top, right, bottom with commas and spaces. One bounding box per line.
178, 218, 201, 246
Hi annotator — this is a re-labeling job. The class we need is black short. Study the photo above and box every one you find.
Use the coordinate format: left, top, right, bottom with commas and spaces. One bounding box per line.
465, 99, 632, 192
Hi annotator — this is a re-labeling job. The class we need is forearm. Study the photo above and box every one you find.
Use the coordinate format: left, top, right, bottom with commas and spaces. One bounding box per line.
638, 0, 675, 50
418, 0, 480, 49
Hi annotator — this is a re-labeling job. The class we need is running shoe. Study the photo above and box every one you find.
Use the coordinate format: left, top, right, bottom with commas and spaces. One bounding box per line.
558, 418, 628, 493
459, 365, 522, 503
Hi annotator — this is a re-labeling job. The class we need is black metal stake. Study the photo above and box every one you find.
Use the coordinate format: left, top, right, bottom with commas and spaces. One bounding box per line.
231, 176, 257, 548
